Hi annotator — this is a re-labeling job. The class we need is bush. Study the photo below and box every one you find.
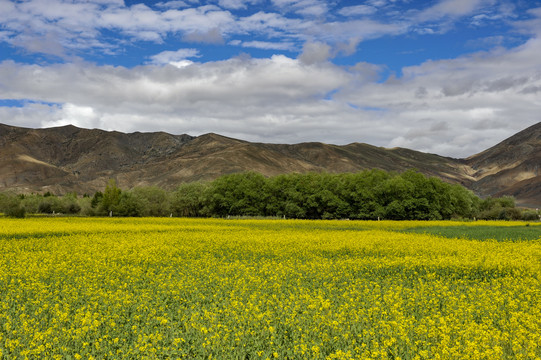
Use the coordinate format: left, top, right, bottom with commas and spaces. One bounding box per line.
500, 207, 523, 221
522, 210, 540, 221
478, 206, 523, 221
38, 200, 53, 214
4, 197, 26, 218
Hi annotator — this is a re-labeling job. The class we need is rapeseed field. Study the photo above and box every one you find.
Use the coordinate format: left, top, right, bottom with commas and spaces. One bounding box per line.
0, 218, 540, 359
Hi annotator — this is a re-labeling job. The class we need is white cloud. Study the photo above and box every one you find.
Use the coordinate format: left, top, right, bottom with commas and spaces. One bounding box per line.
338, 5, 377, 17
415, 0, 488, 22
465, 35, 505, 48
218, 0, 246, 9
217, 0, 262, 10
0, 0, 499, 63
2, 0, 541, 159
232, 40, 296, 50
182, 28, 225, 44
148, 48, 200, 66
296, 4, 327, 17
0, 0, 522, 64
155, 1, 190, 9
334, 38, 362, 57
513, 7, 541, 36
0, 1, 235, 56
0, 55, 349, 134
335, 36, 541, 156
368, 0, 388, 7
41, 103, 100, 129
298, 41, 332, 64
237, 11, 310, 37
2, 30, 541, 158
271, 0, 328, 17
0, 102, 62, 129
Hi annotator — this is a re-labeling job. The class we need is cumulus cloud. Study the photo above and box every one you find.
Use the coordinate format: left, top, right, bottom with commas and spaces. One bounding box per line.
513, 7, 541, 36
0, 0, 500, 62
2, 0, 541, 158
315, 19, 408, 43
236, 11, 310, 39
2, 28, 541, 158
296, 38, 362, 64
335, 36, 541, 156
182, 28, 225, 44
298, 41, 332, 64
0, 55, 352, 141
148, 48, 200, 67
13, 31, 66, 58
0, 1, 235, 55
41, 103, 100, 129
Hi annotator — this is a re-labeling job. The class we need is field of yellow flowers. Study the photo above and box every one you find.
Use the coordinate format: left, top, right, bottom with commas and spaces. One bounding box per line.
0, 218, 540, 359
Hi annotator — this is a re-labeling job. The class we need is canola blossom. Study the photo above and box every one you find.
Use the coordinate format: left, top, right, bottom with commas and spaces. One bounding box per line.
0, 218, 540, 359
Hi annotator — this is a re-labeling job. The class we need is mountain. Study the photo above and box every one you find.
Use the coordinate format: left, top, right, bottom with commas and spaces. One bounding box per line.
466, 122, 541, 207
0, 122, 539, 207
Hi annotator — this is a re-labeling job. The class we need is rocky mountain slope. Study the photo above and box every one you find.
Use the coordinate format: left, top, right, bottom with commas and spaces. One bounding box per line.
465, 122, 541, 207
1, 122, 539, 206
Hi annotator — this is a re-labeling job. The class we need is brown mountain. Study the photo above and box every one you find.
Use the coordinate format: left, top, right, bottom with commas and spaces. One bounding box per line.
466, 122, 541, 207
0, 122, 539, 206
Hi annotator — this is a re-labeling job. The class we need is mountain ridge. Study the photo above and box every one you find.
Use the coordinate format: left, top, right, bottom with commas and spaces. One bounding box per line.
1, 122, 539, 207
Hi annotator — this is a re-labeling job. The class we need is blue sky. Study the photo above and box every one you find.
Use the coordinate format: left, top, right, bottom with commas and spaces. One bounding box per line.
1, 0, 541, 157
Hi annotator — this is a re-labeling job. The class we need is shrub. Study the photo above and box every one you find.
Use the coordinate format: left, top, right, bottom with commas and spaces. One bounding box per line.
522, 210, 540, 221
4, 197, 26, 218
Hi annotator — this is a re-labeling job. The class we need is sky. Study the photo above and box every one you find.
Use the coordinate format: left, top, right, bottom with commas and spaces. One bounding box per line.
1, 0, 541, 158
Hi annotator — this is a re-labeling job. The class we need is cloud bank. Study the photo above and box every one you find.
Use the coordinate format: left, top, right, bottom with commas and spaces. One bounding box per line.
0, 0, 540, 157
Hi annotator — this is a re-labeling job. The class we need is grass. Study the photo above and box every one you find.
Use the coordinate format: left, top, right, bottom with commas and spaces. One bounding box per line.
402, 224, 541, 242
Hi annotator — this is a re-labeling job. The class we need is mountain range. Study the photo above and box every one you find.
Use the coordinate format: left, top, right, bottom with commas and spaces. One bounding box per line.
1, 122, 540, 207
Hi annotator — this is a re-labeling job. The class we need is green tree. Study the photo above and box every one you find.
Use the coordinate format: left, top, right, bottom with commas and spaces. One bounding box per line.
448, 184, 478, 219
266, 174, 305, 218
206, 172, 268, 217
100, 179, 122, 215
171, 182, 207, 217
91, 191, 103, 208
2, 195, 26, 218
131, 186, 170, 217
61, 192, 81, 214
115, 191, 143, 217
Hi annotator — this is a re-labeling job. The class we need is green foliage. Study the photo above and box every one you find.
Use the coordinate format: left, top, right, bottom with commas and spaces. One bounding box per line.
2, 170, 532, 220
129, 186, 170, 217
91, 191, 103, 209
522, 210, 541, 221
24, 192, 81, 215
100, 179, 122, 214
61, 192, 82, 214
2, 195, 26, 218
478, 196, 522, 220
171, 182, 208, 217
205, 172, 269, 217
193, 169, 489, 220
114, 191, 144, 217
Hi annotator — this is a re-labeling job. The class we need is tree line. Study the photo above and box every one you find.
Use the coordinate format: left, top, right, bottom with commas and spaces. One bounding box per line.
1, 170, 538, 220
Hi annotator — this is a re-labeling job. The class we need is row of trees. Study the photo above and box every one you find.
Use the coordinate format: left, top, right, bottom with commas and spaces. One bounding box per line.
1, 170, 538, 220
